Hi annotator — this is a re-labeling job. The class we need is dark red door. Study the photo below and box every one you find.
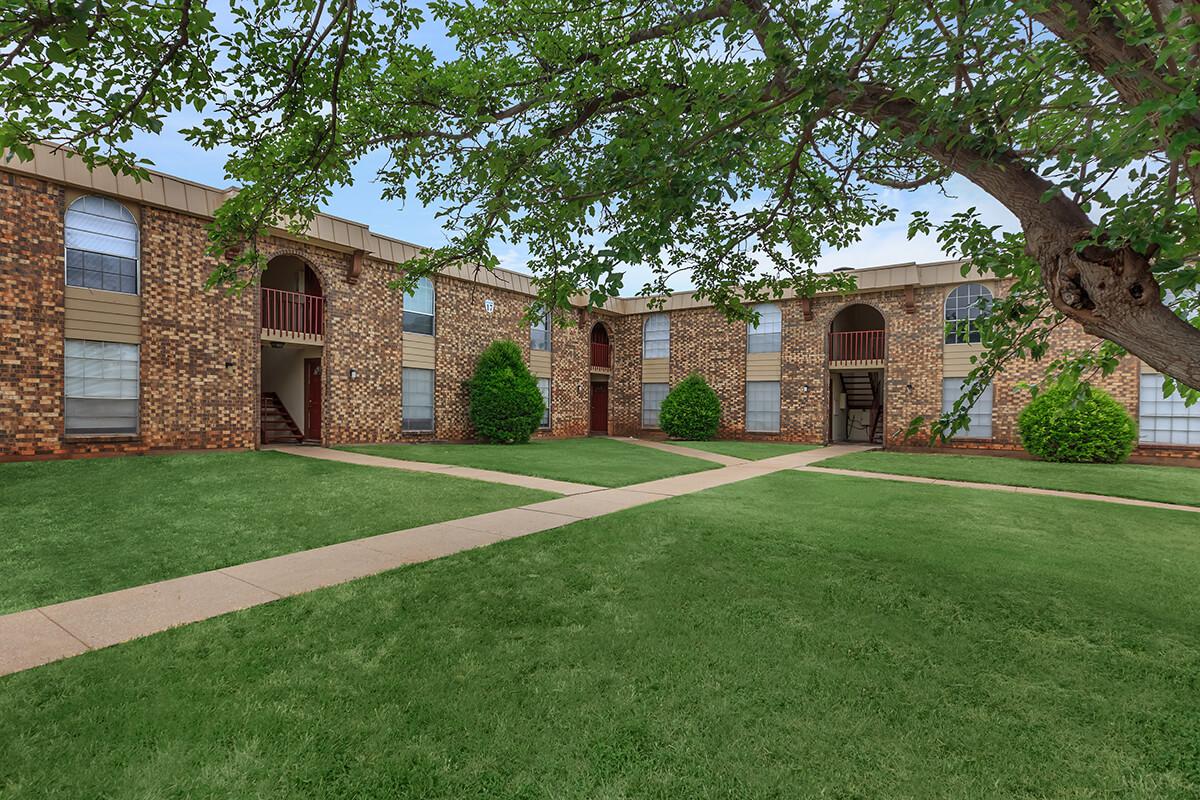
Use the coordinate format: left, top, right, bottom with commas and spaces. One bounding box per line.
304, 358, 322, 441
590, 381, 608, 433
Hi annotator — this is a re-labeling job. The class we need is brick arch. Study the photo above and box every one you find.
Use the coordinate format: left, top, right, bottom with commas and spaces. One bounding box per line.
261, 247, 331, 293
828, 300, 889, 332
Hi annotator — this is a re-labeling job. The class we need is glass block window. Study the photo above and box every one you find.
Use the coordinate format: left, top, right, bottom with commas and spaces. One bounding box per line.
65, 196, 139, 294
403, 277, 435, 335
537, 377, 551, 428
643, 313, 670, 359
64, 339, 139, 434
944, 283, 993, 344
402, 367, 434, 431
642, 383, 668, 428
746, 381, 780, 432
1140, 373, 1200, 445
941, 378, 994, 438
531, 311, 551, 351
747, 304, 781, 353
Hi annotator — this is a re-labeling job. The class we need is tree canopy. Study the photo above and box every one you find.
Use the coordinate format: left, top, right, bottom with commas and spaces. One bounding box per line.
4, 0, 1200, 425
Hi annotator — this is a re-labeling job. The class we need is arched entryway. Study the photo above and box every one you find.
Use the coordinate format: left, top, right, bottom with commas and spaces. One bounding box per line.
260, 255, 326, 444
589, 322, 612, 434
828, 304, 886, 445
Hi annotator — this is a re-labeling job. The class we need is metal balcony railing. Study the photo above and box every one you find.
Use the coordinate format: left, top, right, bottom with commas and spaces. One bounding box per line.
829, 329, 885, 363
261, 287, 325, 340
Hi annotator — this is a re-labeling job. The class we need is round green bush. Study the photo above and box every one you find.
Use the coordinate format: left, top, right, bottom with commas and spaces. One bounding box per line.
1017, 379, 1136, 463
468, 340, 545, 444
659, 373, 721, 440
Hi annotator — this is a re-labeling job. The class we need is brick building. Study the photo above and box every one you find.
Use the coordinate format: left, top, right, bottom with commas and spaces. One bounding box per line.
2, 146, 1198, 462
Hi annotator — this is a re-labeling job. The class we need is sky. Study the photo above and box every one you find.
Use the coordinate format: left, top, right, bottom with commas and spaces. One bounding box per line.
124, 5, 1020, 297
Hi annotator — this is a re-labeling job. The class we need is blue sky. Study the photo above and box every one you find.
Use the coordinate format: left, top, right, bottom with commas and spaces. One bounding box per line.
125, 6, 1019, 295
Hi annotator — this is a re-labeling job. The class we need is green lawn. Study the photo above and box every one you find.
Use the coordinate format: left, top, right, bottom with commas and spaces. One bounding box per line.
342, 437, 718, 487
0, 451, 552, 614
3, 471, 1197, 798
669, 439, 822, 460
815, 449, 1200, 506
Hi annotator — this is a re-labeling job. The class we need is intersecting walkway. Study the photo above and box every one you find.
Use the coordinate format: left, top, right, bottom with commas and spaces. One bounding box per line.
0, 443, 866, 677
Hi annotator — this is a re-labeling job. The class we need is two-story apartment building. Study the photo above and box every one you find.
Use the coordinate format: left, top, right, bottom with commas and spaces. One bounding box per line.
2, 145, 1198, 462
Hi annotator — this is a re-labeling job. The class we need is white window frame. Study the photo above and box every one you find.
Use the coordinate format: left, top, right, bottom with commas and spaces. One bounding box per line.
642, 383, 669, 428
64, 195, 140, 295
642, 313, 670, 359
746, 380, 780, 432
531, 311, 551, 351
537, 377, 551, 429
64, 339, 140, 435
941, 378, 994, 438
1139, 373, 1200, 446
403, 277, 435, 335
944, 283, 993, 345
747, 304, 781, 353
402, 367, 435, 432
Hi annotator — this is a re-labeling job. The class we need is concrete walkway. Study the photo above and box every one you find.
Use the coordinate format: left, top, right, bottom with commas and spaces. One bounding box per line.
616, 437, 748, 466
0, 444, 867, 677
266, 445, 602, 495
801, 465, 1200, 514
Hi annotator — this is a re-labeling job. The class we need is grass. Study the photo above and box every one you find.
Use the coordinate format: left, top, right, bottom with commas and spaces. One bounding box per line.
341, 436, 718, 487
669, 439, 822, 460
0, 451, 553, 614
815, 449, 1200, 506
3, 471, 1198, 798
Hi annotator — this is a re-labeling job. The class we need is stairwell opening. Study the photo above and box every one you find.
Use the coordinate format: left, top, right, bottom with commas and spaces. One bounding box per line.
259, 255, 325, 445
828, 303, 886, 445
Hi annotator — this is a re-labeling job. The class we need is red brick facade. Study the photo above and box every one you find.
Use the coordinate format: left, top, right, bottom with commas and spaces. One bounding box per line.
1, 164, 1197, 463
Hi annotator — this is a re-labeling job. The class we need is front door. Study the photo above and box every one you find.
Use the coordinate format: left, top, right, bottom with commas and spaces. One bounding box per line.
304, 358, 322, 441
590, 381, 609, 433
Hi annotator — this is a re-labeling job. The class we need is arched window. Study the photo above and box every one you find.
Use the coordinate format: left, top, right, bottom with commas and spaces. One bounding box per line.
531, 310, 551, 351
944, 283, 992, 344
643, 313, 670, 359
747, 303, 781, 353
65, 195, 139, 294
403, 276, 435, 335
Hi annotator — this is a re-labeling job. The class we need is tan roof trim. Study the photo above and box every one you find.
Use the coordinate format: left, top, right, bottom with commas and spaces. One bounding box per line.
5, 144, 990, 312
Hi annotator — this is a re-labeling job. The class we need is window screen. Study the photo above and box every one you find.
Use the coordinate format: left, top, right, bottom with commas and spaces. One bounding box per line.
403, 367, 434, 431
64, 339, 139, 434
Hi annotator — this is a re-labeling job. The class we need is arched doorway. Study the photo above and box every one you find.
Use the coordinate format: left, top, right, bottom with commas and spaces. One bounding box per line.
828, 304, 886, 445
589, 322, 612, 434
260, 255, 326, 444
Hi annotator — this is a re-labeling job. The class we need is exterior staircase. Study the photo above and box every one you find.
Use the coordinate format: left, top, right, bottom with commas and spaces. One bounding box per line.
260, 392, 303, 444
840, 372, 884, 445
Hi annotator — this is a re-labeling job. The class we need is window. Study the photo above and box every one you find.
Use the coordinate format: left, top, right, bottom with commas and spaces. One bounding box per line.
1140, 373, 1200, 445
402, 367, 434, 431
403, 277, 435, 335
537, 377, 551, 428
747, 304, 781, 353
941, 378, 994, 438
746, 381, 780, 432
944, 283, 993, 344
531, 311, 551, 351
65, 195, 139, 294
643, 314, 670, 359
64, 339, 139, 434
642, 383, 668, 428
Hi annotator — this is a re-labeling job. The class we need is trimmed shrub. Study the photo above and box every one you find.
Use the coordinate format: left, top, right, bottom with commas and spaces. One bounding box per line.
659, 373, 721, 440
1017, 378, 1136, 463
468, 340, 545, 444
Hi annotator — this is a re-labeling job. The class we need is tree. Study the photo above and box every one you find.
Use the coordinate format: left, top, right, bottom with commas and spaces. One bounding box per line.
468, 339, 545, 443
5, 0, 1200, 415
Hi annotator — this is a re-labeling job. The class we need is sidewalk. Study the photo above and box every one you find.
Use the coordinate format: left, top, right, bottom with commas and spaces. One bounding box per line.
1, 444, 866, 677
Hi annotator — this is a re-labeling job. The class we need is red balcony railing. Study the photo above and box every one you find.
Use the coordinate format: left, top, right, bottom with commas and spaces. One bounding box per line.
591, 340, 612, 368
261, 287, 325, 340
829, 329, 885, 364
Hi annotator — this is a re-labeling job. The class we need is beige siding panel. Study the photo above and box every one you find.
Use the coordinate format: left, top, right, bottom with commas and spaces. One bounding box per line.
65, 286, 141, 343
529, 349, 552, 378
943, 343, 984, 377
402, 333, 436, 369
746, 351, 781, 381
32, 147, 66, 182
642, 358, 669, 383
1141, 361, 1158, 375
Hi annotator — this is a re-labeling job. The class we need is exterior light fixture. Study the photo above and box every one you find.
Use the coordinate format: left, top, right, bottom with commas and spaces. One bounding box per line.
269, 340, 284, 349
906, 383, 914, 392
802, 384, 810, 393
349, 368, 359, 380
